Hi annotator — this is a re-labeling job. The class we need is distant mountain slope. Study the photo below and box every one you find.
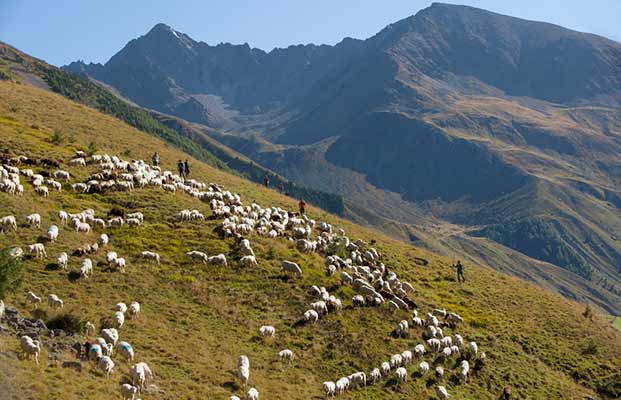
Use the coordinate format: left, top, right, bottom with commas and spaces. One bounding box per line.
62, 3, 621, 313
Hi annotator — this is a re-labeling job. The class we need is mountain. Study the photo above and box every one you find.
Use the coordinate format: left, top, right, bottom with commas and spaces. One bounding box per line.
62, 4, 621, 314
2, 65, 621, 399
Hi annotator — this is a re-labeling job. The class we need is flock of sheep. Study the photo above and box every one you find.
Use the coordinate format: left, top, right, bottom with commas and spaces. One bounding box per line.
0, 150, 486, 399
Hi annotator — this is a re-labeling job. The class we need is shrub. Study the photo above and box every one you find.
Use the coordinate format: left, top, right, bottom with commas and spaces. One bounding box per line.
583, 303, 593, 321
0, 248, 24, 300
86, 141, 98, 155
50, 129, 65, 145
46, 312, 86, 334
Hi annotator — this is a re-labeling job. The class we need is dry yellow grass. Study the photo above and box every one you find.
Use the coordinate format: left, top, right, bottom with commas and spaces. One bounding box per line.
0, 81, 620, 399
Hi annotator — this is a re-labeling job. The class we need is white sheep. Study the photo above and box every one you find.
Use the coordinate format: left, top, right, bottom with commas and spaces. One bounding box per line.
47, 225, 59, 241
98, 355, 115, 378
208, 254, 228, 267
239, 255, 258, 267
106, 251, 118, 264
395, 367, 407, 383
0, 215, 17, 231
27, 243, 46, 258
140, 251, 161, 265
390, 354, 403, 369
186, 250, 209, 264
80, 258, 93, 279
113, 311, 125, 329
26, 213, 41, 228
127, 218, 142, 227
130, 362, 153, 390
401, 350, 413, 365
35, 186, 49, 197
120, 383, 139, 400
112, 257, 126, 273
259, 325, 275, 338
304, 309, 319, 324
20, 335, 41, 364
58, 210, 68, 224
370, 368, 381, 384
335, 377, 350, 395
281, 260, 302, 277
436, 385, 450, 399
47, 294, 63, 310
75, 222, 91, 233
89, 344, 103, 360
469, 341, 478, 358
99, 233, 109, 246
419, 361, 430, 375
128, 302, 141, 320
323, 381, 336, 398
278, 349, 294, 361
115, 302, 128, 314
56, 252, 68, 269
100, 328, 119, 346
26, 291, 41, 308
238, 355, 250, 387
117, 341, 134, 362
380, 361, 391, 376
246, 388, 259, 400
85, 321, 96, 336
69, 157, 86, 167
460, 360, 470, 382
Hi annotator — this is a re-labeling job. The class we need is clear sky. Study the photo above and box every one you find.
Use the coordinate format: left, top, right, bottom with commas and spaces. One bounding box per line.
1, 0, 620, 66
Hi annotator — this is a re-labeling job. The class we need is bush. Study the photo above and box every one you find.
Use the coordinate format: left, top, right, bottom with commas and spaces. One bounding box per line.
46, 312, 86, 333
583, 303, 593, 320
0, 248, 24, 300
50, 129, 65, 145
86, 141, 98, 155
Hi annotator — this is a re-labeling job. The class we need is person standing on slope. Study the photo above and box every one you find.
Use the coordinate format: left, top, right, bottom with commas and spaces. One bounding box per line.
184, 159, 191, 178
263, 175, 270, 188
177, 159, 185, 180
152, 152, 159, 167
455, 260, 465, 282
298, 199, 306, 216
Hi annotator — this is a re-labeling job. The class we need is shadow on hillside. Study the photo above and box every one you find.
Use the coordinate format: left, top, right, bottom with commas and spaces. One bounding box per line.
45, 263, 61, 271
67, 271, 81, 282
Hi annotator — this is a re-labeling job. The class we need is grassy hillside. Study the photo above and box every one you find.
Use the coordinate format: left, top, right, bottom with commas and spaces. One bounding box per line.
1, 81, 620, 400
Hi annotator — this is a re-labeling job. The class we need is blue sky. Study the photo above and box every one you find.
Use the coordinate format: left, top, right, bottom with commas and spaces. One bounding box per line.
1, 0, 619, 66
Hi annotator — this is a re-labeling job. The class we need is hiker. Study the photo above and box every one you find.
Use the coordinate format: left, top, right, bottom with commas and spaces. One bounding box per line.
455, 260, 465, 282
298, 199, 306, 215
184, 159, 190, 178
177, 159, 185, 179
263, 175, 269, 188
278, 183, 285, 194
151, 152, 159, 167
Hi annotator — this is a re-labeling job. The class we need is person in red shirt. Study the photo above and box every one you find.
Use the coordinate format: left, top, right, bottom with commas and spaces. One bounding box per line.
298, 199, 306, 215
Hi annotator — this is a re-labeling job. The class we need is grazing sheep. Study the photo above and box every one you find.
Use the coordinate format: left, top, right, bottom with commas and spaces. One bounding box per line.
238, 355, 250, 387
460, 360, 470, 382
370, 368, 381, 384
436, 385, 450, 399
106, 251, 118, 264
120, 383, 139, 400
278, 349, 294, 362
281, 260, 302, 277
69, 157, 86, 167
57, 252, 68, 269
115, 303, 128, 314
388, 300, 400, 312
99, 233, 109, 246
419, 361, 430, 375
47, 225, 59, 241
26, 213, 41, 228
435, 366, 444, 379
100, 328, 119, 347
127, 302, 141, 320
53, 170, 70, 180
58, 210, 68, 224
230, 397, 241, 400
311, 300, 328, 315
85, 321, 96, 336
140, 251, 160, 265
26, 291, 41, 308
108, 217, 124, 228
380, 361, 391, 376
186, 250, 209, 264
304, 309, 319, 324
246, 388, 259, 400
390, 354, 403, 369
113, 311, 125, 329
80, 258, 93, 279
0, 215, 17, 231
89, 344, 103, 360
117, 341, 134, 362
75, 222, 91, 233
47, 294, 63, 310
34, 186, 49, 197
394, 320, 409, 337
352, 295, 366, 307
395, 367, 407, 383
208, 254, 228, 267
130, 362, 153, 390
27, 243, 46, 259
469, 341, 478, 358
126, 218, 142, 227
112, 257, 126, 273
349, 371, 367, 388
20, 335, 41, 364
98, 355, 115, 378
401, 350, 413, 365
239, 255, 258, 267
336, 377, 350, 394
323, 381, 336, 398
259, 325, 275, 338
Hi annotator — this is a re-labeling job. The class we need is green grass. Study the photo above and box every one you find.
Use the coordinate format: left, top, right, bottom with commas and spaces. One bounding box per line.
0, 81, 620, 399
613, 317, 621, 331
